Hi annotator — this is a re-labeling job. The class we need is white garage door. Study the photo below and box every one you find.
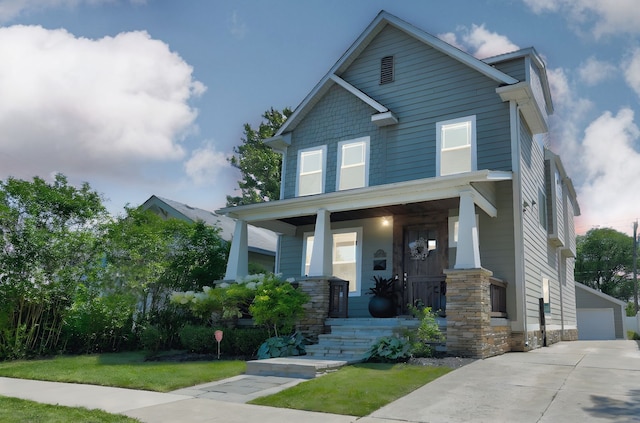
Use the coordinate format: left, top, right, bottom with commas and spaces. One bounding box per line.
577, 308, 615, 340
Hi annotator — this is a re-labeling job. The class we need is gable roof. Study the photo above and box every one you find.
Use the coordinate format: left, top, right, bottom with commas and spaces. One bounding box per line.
575, 282, 627, 307
141, 195, 277, 256
271, 10, 519, 139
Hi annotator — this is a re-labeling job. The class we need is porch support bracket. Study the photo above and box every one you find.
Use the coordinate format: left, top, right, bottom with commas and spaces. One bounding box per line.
224, 219, 249, 281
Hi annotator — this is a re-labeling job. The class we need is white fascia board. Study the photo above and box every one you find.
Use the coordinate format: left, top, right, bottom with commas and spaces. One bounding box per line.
371, 111, 399, 126
217, 170, 511, 224
265, 133, 291, 151
380, 13, 518, 85
329, 74, 388, 113
496, 82, 548, 134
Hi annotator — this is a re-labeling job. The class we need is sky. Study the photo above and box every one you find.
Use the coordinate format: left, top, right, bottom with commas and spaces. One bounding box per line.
0, 0, 639, 236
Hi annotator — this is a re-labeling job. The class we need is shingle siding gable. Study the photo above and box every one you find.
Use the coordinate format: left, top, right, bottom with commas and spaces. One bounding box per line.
282, 85, 378, 199
283, 24, 514, 198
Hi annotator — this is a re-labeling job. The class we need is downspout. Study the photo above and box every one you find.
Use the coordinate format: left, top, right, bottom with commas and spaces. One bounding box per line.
277, 147, 288, 201
510, 101, 529, 347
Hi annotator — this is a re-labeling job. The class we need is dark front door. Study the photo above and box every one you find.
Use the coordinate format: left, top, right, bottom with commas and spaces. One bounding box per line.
401, 225, 446, 314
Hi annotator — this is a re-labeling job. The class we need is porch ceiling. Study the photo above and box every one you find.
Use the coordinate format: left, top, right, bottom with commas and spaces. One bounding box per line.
280, 199, 459, 226
217, 170, 512, 235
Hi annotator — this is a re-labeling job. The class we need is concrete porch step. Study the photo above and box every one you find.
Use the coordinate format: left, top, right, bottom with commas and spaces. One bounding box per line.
245, 357, 350, 379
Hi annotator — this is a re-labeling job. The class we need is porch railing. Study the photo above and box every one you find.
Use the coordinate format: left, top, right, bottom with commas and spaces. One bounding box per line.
410, 276, 447, 314
490, 277, 507, 317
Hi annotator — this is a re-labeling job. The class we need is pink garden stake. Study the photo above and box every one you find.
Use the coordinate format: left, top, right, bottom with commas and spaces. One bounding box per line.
214, 330, 223, 360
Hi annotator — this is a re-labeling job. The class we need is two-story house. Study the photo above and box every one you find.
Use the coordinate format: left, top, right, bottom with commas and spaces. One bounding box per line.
217, 11, 580, 358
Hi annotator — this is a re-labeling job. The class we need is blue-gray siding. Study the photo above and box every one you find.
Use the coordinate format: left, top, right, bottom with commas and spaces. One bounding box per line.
282, 24, 513, 199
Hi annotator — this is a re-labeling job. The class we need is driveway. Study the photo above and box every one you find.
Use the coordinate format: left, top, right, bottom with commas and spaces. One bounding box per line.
364, 340, 640, 422
1, 340, 638, 422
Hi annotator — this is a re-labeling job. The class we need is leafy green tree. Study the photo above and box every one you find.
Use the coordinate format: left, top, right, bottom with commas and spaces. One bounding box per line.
575, 228, 634, 300
99, 208, 228, 320
0, 174, 107, 358
226, 107, 292, 206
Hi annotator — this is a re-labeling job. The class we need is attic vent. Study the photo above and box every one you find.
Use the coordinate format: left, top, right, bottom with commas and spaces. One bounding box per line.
380, 55, 394, 84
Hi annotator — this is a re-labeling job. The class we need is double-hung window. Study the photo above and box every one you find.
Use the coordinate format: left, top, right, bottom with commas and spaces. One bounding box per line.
297, 146, 326, 197
303, 228, 362, 295
436, 116, 476, 176
337, 137, 369, 191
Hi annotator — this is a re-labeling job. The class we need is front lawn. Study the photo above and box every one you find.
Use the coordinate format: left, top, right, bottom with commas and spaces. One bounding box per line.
0, 352, 245, 392
0, 396, 141, 423
249, 362, 452, 416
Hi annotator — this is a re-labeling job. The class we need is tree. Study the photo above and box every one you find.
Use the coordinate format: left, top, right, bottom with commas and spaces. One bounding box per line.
0, 174, 107, 358
226, 107, 292, 207
575, 228, 634, 300
99, 208, 228, 319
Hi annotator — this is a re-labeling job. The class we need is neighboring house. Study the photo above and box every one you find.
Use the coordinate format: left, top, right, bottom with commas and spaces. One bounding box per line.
141, 195, 277, 273
575, 283, 627, 340
217, 11, 580, 358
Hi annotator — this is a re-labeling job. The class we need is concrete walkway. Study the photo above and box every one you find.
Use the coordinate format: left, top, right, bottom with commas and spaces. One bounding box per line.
0, 340, 638, 422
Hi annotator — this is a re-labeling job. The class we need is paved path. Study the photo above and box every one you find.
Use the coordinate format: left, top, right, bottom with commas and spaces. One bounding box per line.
0, 340, 638, 422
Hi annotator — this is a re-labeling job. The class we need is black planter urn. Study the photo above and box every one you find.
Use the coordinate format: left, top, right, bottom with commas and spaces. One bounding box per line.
368, 295, 395, 318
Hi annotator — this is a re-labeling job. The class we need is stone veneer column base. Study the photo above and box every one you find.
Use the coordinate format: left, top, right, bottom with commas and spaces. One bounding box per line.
295, 277, 330, 343
445, 268, 511, 359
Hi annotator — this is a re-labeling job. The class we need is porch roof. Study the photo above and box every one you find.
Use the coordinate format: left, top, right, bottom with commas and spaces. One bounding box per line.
217, 170, 512, 236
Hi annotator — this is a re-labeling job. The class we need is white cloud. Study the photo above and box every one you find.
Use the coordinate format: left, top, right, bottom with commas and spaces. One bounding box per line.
438, 25, 519, 59
184, 142, 229, 186
576, 109, 640, 232
462, 24, 520, 59
0, 25, 205, 181
229, 10, 247, 40
623, 48, 640, 99
437, 32, 465, 51
546, 67, 594, 179
578, 56, 617, 86
523, 0, 640, 38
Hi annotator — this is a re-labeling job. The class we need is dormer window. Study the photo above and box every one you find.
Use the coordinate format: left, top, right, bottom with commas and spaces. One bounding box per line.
380, 56, 394, 84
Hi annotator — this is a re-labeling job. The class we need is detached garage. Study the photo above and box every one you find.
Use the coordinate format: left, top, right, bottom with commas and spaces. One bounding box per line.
575, 283, 627, 340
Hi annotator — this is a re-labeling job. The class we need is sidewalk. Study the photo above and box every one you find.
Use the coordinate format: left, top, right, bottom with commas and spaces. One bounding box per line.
1, 340, 639, 422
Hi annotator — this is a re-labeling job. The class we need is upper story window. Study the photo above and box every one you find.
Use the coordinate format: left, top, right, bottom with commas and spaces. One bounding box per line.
380, 55, 394, 84
436, 115, 477, 176
297, 146, 326, 197
337, 137, 369, 191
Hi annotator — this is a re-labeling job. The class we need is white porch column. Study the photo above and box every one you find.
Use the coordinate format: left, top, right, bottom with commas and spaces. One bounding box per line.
224, 219, 248, 281
455, 190, 482, 269
308, 208, 332, 277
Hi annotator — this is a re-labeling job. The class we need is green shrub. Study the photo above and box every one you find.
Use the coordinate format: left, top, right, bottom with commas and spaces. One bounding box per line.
257, 333, 306, 359
406, 304, 444, 358
179, 325, 216, 353
61, 288, 136, 354
139, 326, 163, 353
249, 274, 309, 337
627, 330, 640, 340
227, 328, 270, 357
363, 336, 411, 363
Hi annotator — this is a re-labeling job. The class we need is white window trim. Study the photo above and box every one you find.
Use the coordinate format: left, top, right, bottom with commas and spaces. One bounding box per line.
296, 145, 327, 197
336, 137, 370, 191
436, 115, 477, 177
302, 227, 363, 296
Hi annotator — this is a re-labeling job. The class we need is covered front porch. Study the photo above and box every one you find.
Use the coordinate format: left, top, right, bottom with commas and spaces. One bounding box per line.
217, 170, 513, 358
